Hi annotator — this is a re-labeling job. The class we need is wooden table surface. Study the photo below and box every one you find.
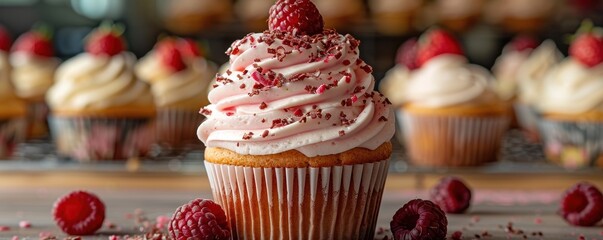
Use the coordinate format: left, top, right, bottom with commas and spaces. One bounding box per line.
1, 180, 602, 240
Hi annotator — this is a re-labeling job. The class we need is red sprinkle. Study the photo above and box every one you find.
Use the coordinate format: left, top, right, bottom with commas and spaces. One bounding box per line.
259, 102, 268, 110
293, 109, 303, 117
19, 221, 31, 228
316, 84, 327, 94
0, 226, 9, 231
351, 95, 358, 103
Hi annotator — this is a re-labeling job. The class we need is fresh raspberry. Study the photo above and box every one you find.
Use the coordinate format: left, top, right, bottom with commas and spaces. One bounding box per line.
156, 39, 186, 72
510, 35, 539, 52
416, 29, 463, 67
430, 176, 472, 214
52, 190, 105, 235
85, 28, 126, 57
395, 38, 419, 70
268, 0, 324, 36
12, 31, 53, 57
569, 33, 603, 68
390, 199, 447, 240
0, 26, 11, 52
177, 38, 202, 59
168, 198, 230, 240
559, 182, 603, 226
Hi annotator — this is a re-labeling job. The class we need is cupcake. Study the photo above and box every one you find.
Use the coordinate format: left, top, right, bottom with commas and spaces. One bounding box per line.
491, 36, 539, 128
10, 28, 59, 139
0, 26, 26, 158
46, 25, 156, 162
432, 0, 484, 32
159, 0, 232, 35
198, 0, 395, 238
313, 0, 365, 30
485, 0, 557, 33
515, 40, 563, 140
369, 0, 422, 36
401, 29, 509, 167
235, 0, 275, 32
537, 30, 603, 169
136, 37, 217, 151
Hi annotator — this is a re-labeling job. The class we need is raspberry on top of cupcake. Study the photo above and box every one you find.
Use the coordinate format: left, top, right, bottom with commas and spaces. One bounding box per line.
46, 23, 155, 117
538, 23, 603, 119
198, 0, 394, 160
0, 25, 26, 118
404, 28, 502, 113
136, 37, 217, 110
9, 26, 59, 102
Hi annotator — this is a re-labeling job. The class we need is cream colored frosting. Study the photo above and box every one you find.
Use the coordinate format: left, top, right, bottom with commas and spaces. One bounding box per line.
539, 58, 603, 114
47, 52, 154, 111
492, 50, 531, 100
370, 0, 422, 13
198, 30, 395, 157
405, 54, 494, 108
136, 51, 217, 108
10, 52, 59, 100
516, 40, 563, 104
379, 65, 411, 106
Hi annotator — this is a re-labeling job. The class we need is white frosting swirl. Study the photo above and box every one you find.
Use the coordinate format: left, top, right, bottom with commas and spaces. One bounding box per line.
10, 52, 59, 100
47, 52, 154, 111
379, 65, 411, 106
405, 54, 493, 108
539, 59, 603, 114
198, 31, 395, 157
516, 40, 563, 104
491, 50, 530, 100
136, 51, 217, 108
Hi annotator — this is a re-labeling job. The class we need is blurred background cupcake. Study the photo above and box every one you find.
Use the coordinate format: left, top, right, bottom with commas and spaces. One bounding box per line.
369, 0, 423, 36
485, 0, 559, 34
428, 0, 484, 33
401, 29, 509, 167
537, 25, 603, 169
235, 0, 274, 32
314, 0, 365, 30
9, 26, 59, 140
46, 24, 156, 162
0, 26, 26, 159
136, 37, 216, 152
157, 0, 232, 35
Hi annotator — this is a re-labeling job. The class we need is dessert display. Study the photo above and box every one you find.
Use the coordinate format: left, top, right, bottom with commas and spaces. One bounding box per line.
537, 27, 603, 169
0, 26, 26, 159
197, 0, 394, 238
313, 0, 365, 30
136, 37, 216, 151
46, 25, 156, 162
401, 29, 509, 167
10, 28, 59, 139
369, 0, 423, 36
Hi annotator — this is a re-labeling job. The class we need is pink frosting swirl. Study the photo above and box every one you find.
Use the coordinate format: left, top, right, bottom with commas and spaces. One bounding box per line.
198, 30, 394, 157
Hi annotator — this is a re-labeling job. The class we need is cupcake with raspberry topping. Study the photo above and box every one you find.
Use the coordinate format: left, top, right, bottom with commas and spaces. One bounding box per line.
10, 27, 59, 139
401, 28, 510, 167
199, 0, 395, 238
0, 26, 26, 159
537, 27, 603, 169
136, 37, 217, 151
46, 24, 156, 162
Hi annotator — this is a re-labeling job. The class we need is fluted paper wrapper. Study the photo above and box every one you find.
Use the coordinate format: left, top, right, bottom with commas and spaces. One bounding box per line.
0, 118, 26, 159
539, 119, 603, 169
156, 108, 204, 151
205, 159, 390, 240
49, 116, 156, 162
401, 112, 509, 166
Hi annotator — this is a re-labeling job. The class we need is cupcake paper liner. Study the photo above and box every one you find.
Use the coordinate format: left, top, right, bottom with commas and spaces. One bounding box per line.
156, 108, 204, 151
205, 159, 390, 240
49, 116, 156, 162
539, 119, 603, 169
514, 103, 541, 140
0, 118, 26, 159
401, 112, 509, 167
25, 101, 50, 139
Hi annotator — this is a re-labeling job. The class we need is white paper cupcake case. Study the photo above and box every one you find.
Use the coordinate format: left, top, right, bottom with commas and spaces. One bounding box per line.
49, 116, 156, 162
401, 112, 509, 166
156, 108, 204, 150
205, 159, 390, 240
539, 119, 603, 169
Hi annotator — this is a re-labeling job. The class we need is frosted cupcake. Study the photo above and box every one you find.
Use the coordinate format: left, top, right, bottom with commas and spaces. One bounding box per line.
537, 30, 603, 169
515, 40, 563, 140
47, 26, 156, 162
136, 37, 216, 150
370, 0, 422, 36
10, 29, 59, 139
401, 29, 509, 167
197, 0, 394, 238
485, 0, 557, 33
0, 26, 26, 158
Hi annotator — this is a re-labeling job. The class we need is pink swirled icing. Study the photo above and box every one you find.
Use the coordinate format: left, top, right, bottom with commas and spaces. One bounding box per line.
198, 30, 394, 157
